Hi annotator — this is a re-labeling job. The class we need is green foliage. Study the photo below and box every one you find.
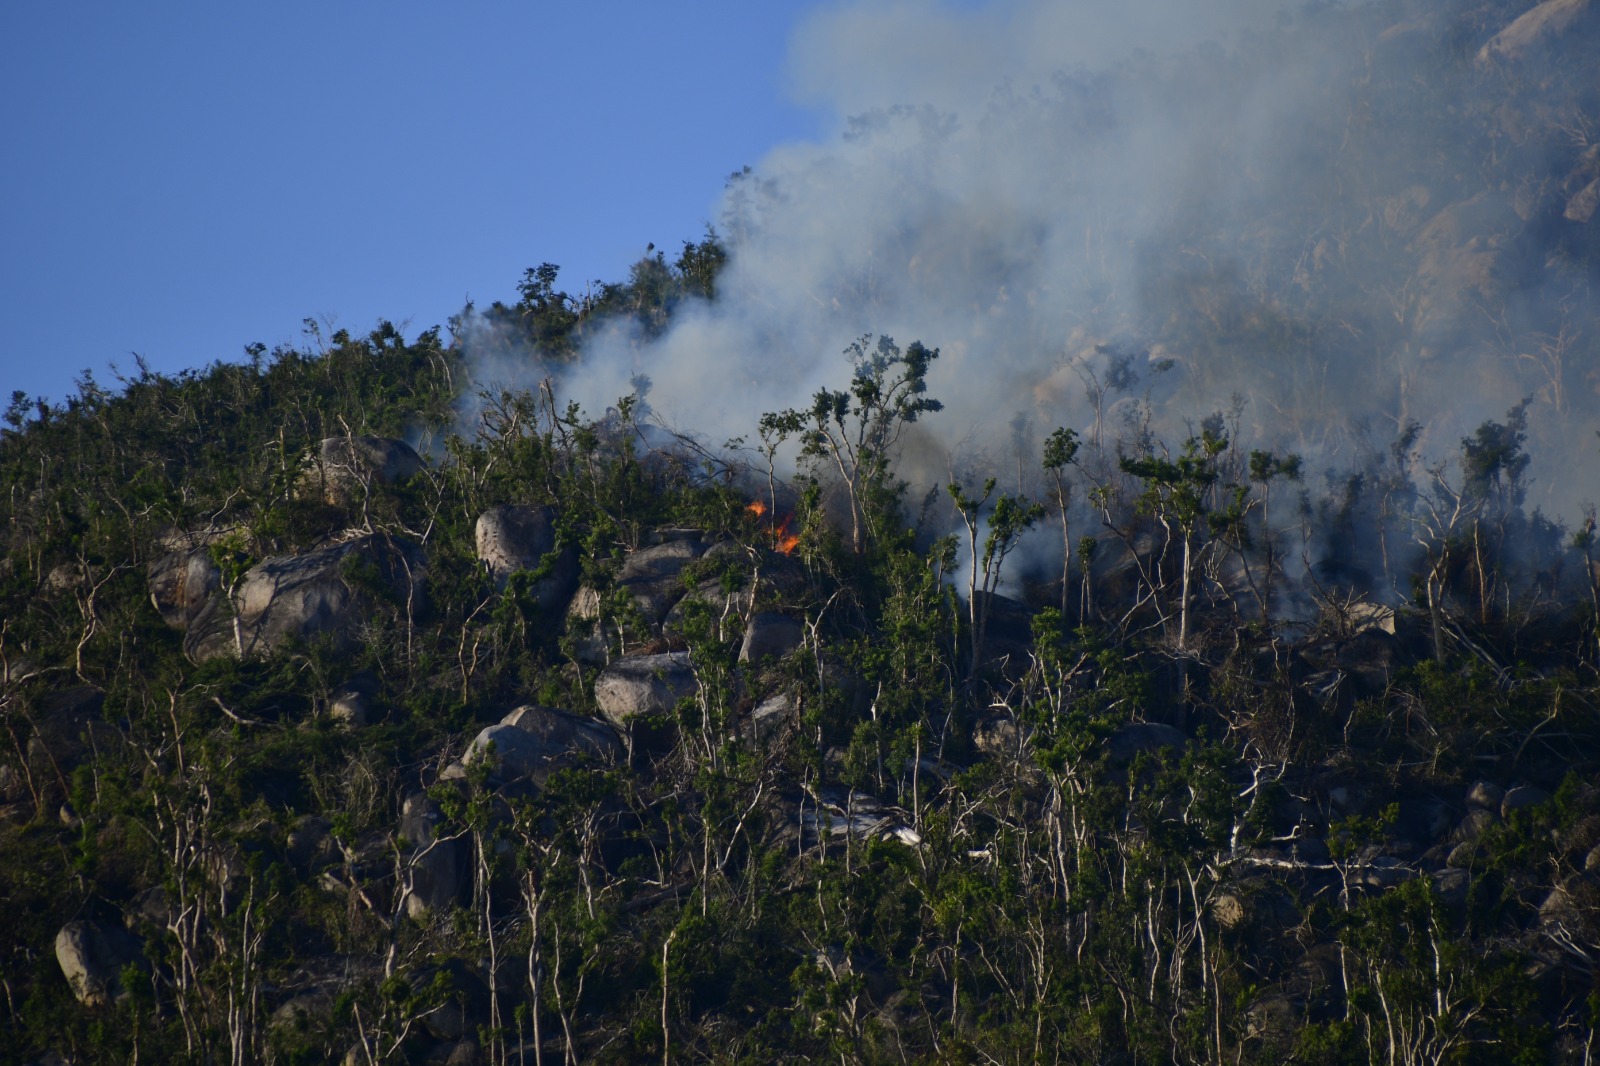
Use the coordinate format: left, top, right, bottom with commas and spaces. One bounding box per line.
1460, 397, 1530, 505
765, 334, 942, 555
6, 194, 1600, 1066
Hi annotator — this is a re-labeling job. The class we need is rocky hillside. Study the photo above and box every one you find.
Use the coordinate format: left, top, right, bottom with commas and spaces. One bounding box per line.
5, 2, 1600, 1063
1, 312, 1597, 1064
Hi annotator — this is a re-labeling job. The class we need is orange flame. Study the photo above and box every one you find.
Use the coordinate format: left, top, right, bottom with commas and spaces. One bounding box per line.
747, 499, 799, 554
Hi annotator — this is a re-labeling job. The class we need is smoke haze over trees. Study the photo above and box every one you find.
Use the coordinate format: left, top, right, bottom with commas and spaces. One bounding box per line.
492, 0, 1600, 521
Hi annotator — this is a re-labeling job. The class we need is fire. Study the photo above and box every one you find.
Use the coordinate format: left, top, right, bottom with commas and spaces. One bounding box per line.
746, 499, 799, 554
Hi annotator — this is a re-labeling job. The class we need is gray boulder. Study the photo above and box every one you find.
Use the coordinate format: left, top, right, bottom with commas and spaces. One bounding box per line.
454, 724, 551, 784
739, 613, 805, 663
622, 537, 708, 583
1244, 994, 1299, 1045
1477, 0, 1593, 65
615, 539, 710, 621
309, 436, 424, 506
1349, 850, 1414, 889
1566, 177, 1600, 224
452, 707, 621, 787
972, 714, 1026, 758
410, 959, 490, 1042
561, 589, 615, 664
1466, 780, 1505, 810
790, 786, 922, 848
270, 991, 333, 1033
1450, 807, 1498, 844
747, 691, 795, 745
1536, 881, 1598, 960
1211, 892, 1249, 931
186, 534, 425, 661
42, 563, 83, 594
664, 542, 806, 640
663, 577, 754, 637
287, 815, 337, 874
327, 672, 378, 728
1107, 722, 1188, 765
147, 546, 221, 629
400, 793, 464, 920
474, 505, 577, 609
500, 705, 621, 761
1502, 785, 1552, 818
566, 538, 711, 661
55, 920, 143, 1007
1406, 194, 1521, 358
593, 652, 697, 729
1431, 868, 1472, 910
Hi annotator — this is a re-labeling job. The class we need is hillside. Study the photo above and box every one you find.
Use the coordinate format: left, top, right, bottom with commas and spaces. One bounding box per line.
6, 1, 1600, 1063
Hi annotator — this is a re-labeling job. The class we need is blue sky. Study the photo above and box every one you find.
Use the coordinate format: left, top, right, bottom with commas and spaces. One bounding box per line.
0, 2, 829, 404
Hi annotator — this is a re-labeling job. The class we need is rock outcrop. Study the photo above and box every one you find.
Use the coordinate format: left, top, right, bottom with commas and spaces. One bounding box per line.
739, 612, 804, 663
474, 504, 578, 609
146, 521, 232, 624
185, 534, 425, 661
592, 652, 697, 729
55, 920, 143, 1007
565, 536, 711, 660
607, 538, 710, 622
327, 672, 379, 727
747, 691, 794, 745
444, 705, 621, 786
1477, 0, 1593, 65
1106, 721, 1189, 765
307, 436, 425, 506
773, 786, 922, 849
399, 793, 464, 920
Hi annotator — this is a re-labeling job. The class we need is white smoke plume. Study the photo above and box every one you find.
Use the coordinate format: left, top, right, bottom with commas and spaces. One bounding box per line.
469, 0, 1600, 524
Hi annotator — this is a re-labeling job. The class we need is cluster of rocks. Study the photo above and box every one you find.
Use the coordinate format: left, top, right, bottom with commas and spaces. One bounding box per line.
144, 449, 807, 686
182, 532, 426, 662
1217, 772, 1598, 1037
145, 436, 430, 664
71, 466, 1588, 1058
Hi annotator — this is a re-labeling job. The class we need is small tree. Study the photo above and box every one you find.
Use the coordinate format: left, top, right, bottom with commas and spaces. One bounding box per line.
1120, 428, 1228, 650
1042, 427, 1081, 620
1211, 448, 1303, 625
766, 335, 942, 554
1249, 450, 1301, 620
1573, 505, 1599, 664
949, 478, 1045, 676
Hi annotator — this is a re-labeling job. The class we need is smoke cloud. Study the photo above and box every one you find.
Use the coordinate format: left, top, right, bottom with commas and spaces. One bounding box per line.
472, 0, 1600, 523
